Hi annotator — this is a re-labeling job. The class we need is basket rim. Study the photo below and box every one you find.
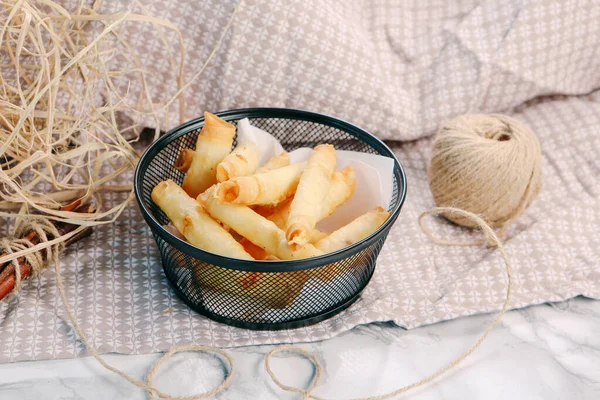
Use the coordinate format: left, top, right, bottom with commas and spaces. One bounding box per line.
134, 107, 407, 273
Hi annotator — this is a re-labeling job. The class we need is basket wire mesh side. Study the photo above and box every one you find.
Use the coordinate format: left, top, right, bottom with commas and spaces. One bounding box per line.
136, 109, 405, 330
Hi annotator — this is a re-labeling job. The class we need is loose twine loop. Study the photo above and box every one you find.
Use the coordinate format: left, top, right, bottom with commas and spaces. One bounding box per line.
265, 207, 514, 400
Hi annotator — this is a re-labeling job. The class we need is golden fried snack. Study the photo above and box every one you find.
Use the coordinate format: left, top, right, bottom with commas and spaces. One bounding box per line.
182, 112, 235, 197
151, 180, 252, 259
269, 165, 355, 228
174, 148, 195, 173
216, 141, 260, 182
215, 162, 307, 206
199, 186, 323, 260
286, 144, 337, 246
314, 207, 389, 253
236, 238, 300, 307
249, 152, 294, 216
256, 151, 290, 173
319, 165, 356, 218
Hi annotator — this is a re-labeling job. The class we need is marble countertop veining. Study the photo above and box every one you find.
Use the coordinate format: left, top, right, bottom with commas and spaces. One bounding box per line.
0, 297, 599, 399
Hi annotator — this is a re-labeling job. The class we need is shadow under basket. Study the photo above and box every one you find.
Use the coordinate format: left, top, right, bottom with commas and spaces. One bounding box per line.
134, 108, 407, 330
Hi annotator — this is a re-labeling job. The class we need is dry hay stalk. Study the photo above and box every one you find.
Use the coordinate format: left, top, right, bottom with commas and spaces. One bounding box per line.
0, 0, 232, 268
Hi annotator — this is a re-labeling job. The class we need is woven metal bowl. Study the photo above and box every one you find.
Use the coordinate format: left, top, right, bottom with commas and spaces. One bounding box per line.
134, 108, 407, 330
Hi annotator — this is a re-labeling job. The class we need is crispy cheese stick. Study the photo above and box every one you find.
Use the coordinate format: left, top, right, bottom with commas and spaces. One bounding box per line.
286, 144, 337, 246
151, 180, 252, 259
269, 165, 355, 228
182, 112, 235, 197
236, 238, 302, 307
216, 141, 260, 182
216, 162, 307, 206
249, 152, 293, 216
264, 198, 292, 228
174, 148, 195, 173
320, 165, 356, 217
199, 186, 323, 260
257, 151, 290, 173
314, 207, 389, 253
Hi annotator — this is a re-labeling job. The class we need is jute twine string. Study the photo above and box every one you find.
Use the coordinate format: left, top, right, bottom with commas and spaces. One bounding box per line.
0, 218, 65, 296
264, 207, 514, 400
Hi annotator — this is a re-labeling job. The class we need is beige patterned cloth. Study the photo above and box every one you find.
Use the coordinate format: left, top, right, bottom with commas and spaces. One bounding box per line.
0, 0, 599, 362
100, 0, 600, 141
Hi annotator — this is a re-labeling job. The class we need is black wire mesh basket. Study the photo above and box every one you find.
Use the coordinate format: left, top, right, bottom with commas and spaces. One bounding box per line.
134, 108, 407, 330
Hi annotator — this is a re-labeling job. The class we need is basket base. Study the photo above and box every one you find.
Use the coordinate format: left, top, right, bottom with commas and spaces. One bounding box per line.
163, 265, 366, 331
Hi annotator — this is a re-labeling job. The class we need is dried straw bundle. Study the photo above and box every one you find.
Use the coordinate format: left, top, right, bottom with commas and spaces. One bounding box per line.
0, 0, 232, 284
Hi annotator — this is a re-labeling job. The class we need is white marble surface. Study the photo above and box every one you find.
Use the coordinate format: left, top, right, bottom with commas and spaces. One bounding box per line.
1, 297, 599, 399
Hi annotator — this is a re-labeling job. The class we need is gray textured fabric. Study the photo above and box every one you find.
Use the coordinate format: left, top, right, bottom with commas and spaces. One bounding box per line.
1, 0, 599, 362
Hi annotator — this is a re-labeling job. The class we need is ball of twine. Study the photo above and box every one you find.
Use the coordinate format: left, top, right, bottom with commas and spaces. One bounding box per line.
428, 114, 542, 231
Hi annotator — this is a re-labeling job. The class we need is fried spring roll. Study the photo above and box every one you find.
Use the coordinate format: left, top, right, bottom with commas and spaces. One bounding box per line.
314, 207, 389, 253
269, 165, 355, 228
174, 148, 195, 173
151, 180, 252, 259
249, 153, 295, 216
216, 141, 260, 182
182, 112, 235, 197
215, 162, 307, 206
286, 144, 337, 246
199, 186, 323, 260
257, 151, 290, 173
